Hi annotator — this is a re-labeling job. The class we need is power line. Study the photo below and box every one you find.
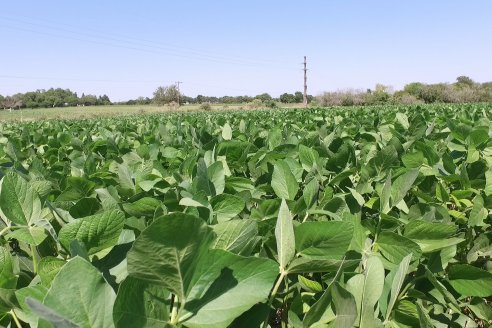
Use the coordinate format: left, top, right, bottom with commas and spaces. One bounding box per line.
0, 16, 295, 70
0, 14, 288, 67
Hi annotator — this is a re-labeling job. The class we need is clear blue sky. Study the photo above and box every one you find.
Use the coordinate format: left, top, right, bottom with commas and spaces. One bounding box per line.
1, 1, 491, 101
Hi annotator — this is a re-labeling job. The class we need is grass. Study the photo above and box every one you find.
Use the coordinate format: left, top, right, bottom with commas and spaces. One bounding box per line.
0, 103, 306, 122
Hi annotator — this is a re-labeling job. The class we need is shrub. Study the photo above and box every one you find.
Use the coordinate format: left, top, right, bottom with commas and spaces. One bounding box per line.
200, 102, 212, 111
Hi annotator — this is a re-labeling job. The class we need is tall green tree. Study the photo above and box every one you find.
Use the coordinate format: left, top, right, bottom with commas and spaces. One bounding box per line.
153, 85, 181, 105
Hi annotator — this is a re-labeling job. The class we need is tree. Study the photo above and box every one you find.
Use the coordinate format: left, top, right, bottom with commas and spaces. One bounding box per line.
153, 85, 181, 105
255, 93, 272, 102
455, 76, 475, 88
79, 93, 98, 106
3, 95, 24, 110
97, 95, 111, 105
294, 91, 303, 103
280, 93, 296, 103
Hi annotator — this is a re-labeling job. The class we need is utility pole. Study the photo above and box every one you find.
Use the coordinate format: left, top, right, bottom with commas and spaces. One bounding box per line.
303, 56, 308, 107
175, 81, 183, 106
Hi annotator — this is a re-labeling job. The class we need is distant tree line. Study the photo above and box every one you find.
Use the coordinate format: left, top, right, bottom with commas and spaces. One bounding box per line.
317, 76, 492, 106
3, 76, 491, 110
118, 84, 315, 107
0, 88, 111, 110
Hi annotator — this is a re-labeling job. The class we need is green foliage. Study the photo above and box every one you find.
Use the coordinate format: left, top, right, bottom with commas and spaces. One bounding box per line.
0, 103, 491, 327
153, 85, 181, 105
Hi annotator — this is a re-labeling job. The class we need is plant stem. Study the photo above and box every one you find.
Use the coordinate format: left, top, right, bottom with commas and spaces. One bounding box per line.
0, 226, 11, 237
170, 294, 179, 324
10, 310, 22, 328
31, 245, 38, 274
262, 271, 286, 328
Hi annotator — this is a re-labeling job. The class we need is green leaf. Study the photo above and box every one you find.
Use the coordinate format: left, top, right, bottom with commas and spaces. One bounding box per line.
178, 249, 278, 328
332, 282, 357, 328
303, 178, 319, 209
286, 258, 359, 274
222, 122, 233, 140
0, 171, 42, 225
385, 254, 412, 321
362, 257, 385, 325
6, 226, 48, 246
26, 297, 79, 328
15, 285, 48, 327
193, 158, 216, 196
376, 232, 422, 265
359, 256, 385, 327
297, 275, 323, 293
364, 145, 398, 179
69, 197, 102, 218
122, 197, 161, 217
208, 161, 225, 196
37, 257, 66, 287
117, 164, 136, 196
467, 128, 489, 148
0, 246, 17, 289
275, 199, 296, 270
416, 303, 433, 328
271, 160, 299, 200
113, 277, 170, 328
379, 171, 392, 214
58, 209, 125, 255
469, 195, 488, 227
303, 259, 346, 327
414, 237, 465, 253
295, 221, 353, 260
210, 193, 245, 222
32, 257, 116, 328
404, 220, 457, 240
448, 264, 492, 297
212, 219, 258, 255
390, 169, 419, 206
299, 145, 319, 171
127, 213, 214, 300
402, 151, 424, 168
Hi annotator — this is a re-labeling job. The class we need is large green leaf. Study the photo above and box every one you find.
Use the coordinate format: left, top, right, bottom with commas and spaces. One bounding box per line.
0, 246, 17, 289
210, 194, 245, 222
113, 277, 170, 328
58, 209, 125, 255
332, 282, 357, 328
127, 213, 214, 300
212, 219, 259, 255
299, 145, 319, 172
295, 221, 353, 260
302, 259, 346, 327
347, 256, 385, 328
385, 254, 412, 321
0, 171, 42, 226
179, 249, 278, 328
122, 197, 161, 217
31, 257, 116, 328
376, 232, 422, 265
448, 264, 492, 297
222, 122, 232, 140
275, 199, 295, 270
404, 220, 456, 239
390, 169, 419, 206
0, 246, 18, 312
193, 158, 216, 196
127, 212, 277, 328
208, 161, 225, 196
271, 160, 299, 200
